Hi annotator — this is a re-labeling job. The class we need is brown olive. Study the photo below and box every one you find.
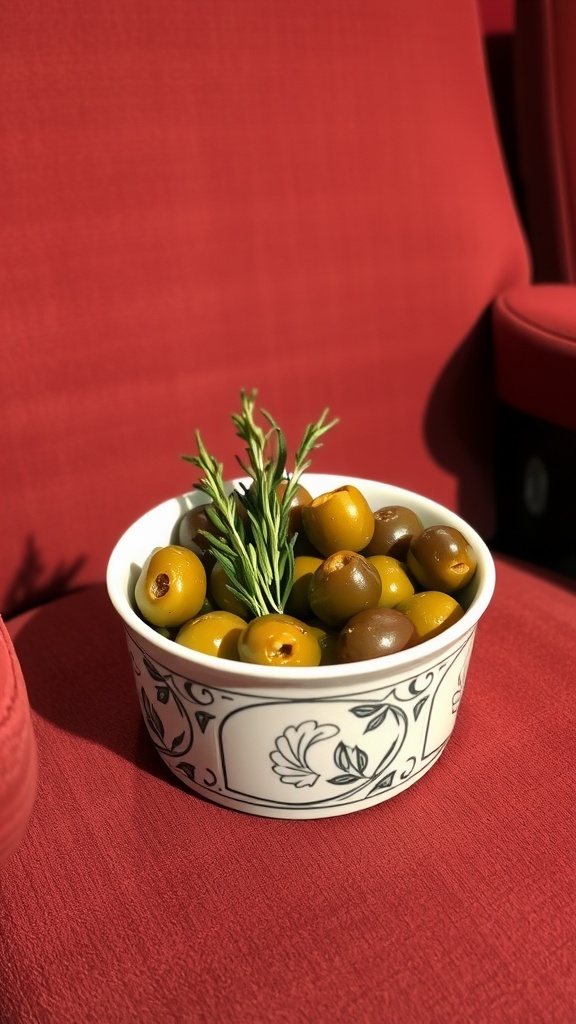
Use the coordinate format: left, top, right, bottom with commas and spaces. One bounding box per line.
308, 551, 382, 627
337, 607, 416, 663
292, 528, 323, 558
284, 555, 323, 619
407, 525, 477, 593
178, 504, 221, 570
244, 480, 312, 538
276, 480, 313, 537
362, 506, 423, 559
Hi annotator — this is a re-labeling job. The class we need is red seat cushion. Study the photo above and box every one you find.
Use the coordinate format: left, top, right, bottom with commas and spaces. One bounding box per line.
494, 284, 576, 429
1, 559, 575, 1022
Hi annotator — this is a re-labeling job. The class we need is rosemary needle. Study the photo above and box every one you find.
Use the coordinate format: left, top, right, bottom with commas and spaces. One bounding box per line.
183, 390, 337, 619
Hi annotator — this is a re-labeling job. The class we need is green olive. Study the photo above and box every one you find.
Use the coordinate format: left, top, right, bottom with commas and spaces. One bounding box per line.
153, 625, 175, 640
308, 551, 382, 627
302, 485, 375, 556
407, 525, 477, 593
337, 607, 416, 663
396, 591, 464, 642
367, 555, 415, 607
209, 561, 250, 619
305, 619, 339, 665
238, 614, 322, 668
362, 505, 423, 559
175, 611, 245, 660
284, 555, 323, 619
135, 545, 207, 628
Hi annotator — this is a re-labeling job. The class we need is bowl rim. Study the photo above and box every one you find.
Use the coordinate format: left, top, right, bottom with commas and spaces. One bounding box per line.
106, 473, 496, 684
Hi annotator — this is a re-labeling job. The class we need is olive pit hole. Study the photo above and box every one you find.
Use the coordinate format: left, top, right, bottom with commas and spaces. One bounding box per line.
451, 561, 467, 574
152, 572, 170, 598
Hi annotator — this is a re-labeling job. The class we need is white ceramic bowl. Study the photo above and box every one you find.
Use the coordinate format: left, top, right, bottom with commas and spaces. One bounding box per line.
107, 474, 495, 819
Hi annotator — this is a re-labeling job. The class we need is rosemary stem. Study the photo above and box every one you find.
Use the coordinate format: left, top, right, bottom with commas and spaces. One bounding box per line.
183, 390, 338, 618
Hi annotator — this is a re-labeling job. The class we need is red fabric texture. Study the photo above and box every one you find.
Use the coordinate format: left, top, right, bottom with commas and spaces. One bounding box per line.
0, 0, 528, 621
2, 1, 575, 1021
514, 0, 576, 282
493, 284, 576, 428
0, 618, 37, 866
1, 558, 575, 1023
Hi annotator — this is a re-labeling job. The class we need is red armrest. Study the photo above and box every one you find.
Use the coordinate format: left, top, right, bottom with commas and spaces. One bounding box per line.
493, 283, 576, 429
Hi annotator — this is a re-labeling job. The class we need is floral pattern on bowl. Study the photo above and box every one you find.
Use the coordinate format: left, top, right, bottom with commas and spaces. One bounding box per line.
127, 624, 474, 818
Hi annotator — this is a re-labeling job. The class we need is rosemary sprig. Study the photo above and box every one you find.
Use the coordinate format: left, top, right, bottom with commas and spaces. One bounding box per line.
182, 390, 337, 619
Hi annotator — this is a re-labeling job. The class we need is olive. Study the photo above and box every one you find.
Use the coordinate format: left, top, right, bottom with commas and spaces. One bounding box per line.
367, 555, 415, 607
285, 555, 323, 619
396, 591, 464, 642
238, 614, 322, 668
337, 607, 416, 663
244, 480, 311, 538
308, 551, 382, 627
276, 480, 313, 537
302, 485, 375, 556
175, 611, 245, 660
135, 545, 207, 628
362, 505, 423, 559
407, 525, 477, 593
305, 619, 339, 665
153, 625, 175, 640
209, 561, 250, 619
292, 529, 323, 559
196, 596, 216, 616
178, 504, 221, 570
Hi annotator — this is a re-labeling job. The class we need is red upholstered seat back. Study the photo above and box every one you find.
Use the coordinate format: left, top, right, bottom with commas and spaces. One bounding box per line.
0, 0, 529, 617
515, 0, 576, 282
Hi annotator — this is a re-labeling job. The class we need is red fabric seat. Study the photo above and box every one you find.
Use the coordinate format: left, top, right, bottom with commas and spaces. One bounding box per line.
1, 1, 575, 1021
3, 564, 575, 1023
